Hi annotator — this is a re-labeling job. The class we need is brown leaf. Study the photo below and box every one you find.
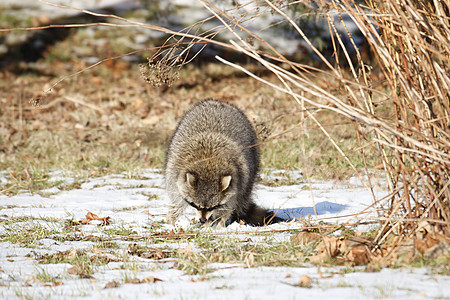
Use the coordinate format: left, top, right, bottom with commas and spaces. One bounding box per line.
125, 278, 140, 284
67, 266, 79, 275
76, 211, 111, 226
142, 276, 163, 283
317, 236, 341, 258
308, 252, 330, 264
86, 211, 99, 221
345, 246, 371, 265
298, 275, 312, 288
104, 280, 121, 289
66, 264, 92, 278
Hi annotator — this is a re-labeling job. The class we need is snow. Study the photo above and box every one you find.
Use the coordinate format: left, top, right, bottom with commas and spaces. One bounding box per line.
0, 169, 449, 299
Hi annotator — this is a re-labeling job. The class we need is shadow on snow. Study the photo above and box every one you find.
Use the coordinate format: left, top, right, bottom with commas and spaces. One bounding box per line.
270, 201, 348, 221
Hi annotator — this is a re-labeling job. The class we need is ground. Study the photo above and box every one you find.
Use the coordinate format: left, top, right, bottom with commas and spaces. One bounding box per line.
1, 170, 449, 299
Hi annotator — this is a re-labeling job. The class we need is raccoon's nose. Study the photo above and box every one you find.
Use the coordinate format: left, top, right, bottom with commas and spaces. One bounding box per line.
199, 217, 207, 224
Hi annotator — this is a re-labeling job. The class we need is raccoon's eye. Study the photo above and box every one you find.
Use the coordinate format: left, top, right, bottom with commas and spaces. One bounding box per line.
221, 175, 232, 192
184, 199, 200, 210
207, 203, 223, 211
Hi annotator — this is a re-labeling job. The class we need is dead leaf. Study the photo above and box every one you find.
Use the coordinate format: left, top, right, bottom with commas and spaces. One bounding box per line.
67, 266, 79, 275
125, 278, 140, 284
105, 280, 121, 289
142, 276, 163, 283
67, 249, 78, 260
345, 245, 371, 265
309, 236, 373, 265
317, 236, 341, 258
298, 275, 312, 288
141, 210, 153, 216
133, 98, 146, 110
308, 251, 330, 264
75, 211, 111, 226
92, 247, 104, 255
391, 239, 416, 263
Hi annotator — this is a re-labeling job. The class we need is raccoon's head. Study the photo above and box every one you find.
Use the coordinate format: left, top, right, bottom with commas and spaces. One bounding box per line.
178, 171, 235, 224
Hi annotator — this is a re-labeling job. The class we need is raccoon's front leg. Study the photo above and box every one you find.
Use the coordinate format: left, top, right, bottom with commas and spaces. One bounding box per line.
167, 198, 188, 225
215, 217, 228, 228
210, 210, 232, 228
202, 216, 227, 228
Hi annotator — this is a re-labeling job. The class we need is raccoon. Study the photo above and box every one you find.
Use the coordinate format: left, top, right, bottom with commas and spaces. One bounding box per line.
165, 99, 274, 227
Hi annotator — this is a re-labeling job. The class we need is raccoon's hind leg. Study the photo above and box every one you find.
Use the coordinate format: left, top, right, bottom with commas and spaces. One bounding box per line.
243, 202, 281, 226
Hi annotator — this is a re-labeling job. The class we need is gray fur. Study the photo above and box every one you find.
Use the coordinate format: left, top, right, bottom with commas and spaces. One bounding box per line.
165, 99, 272, 227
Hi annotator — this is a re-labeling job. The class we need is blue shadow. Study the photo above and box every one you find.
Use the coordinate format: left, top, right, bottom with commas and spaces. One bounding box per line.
269, 201, 348, 221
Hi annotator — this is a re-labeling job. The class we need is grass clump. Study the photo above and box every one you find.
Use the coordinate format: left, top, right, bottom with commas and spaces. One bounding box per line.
35, 267, 63, 285
176, 235, 304, 276
0, 221, 60, 247
36, 248, 114, 278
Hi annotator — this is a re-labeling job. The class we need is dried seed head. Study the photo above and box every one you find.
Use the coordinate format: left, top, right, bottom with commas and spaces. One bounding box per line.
139, 55, 180, 87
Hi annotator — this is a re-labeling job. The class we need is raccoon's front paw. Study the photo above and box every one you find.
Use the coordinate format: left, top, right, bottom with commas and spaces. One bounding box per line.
166, 214, 177, 225
198, 218, 224, 228
215, 219, 227, 228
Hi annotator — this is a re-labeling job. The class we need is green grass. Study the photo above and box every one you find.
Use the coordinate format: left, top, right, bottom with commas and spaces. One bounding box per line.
0, 221, 61, 247
35, 267, 63, 284
102, 225, 138, 237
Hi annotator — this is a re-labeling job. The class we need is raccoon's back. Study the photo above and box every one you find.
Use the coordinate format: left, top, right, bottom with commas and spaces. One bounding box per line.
170, 99, 256, 146
165, 99, 259, 175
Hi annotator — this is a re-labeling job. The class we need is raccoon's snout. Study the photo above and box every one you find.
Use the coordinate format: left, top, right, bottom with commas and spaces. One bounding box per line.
197, 209, 212, 224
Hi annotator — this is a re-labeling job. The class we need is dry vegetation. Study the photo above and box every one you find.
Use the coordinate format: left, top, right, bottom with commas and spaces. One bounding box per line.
142, 0, 449, 248
0, 0, 449, 271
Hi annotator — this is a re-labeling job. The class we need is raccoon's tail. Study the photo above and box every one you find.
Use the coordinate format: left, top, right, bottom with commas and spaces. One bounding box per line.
244, 203, 284, 226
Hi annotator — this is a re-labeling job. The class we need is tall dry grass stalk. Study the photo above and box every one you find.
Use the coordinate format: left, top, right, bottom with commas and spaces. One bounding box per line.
349, 0, 450, 242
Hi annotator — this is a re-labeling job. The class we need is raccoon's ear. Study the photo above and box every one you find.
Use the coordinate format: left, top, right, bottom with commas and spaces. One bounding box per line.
221, 175, 232, 192
186, 172, 196, 188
